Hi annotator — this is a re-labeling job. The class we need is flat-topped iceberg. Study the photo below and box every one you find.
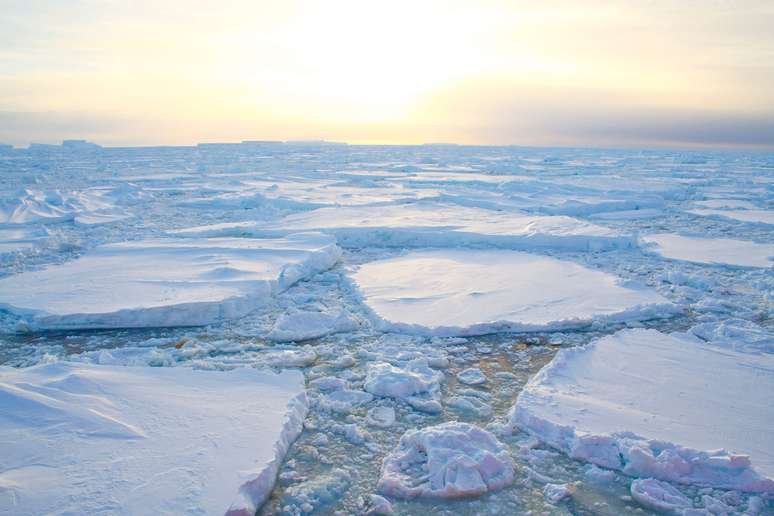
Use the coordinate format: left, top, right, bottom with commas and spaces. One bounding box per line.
0, 233, 341, 330
641, 233, 774, 268
0, 362, 307, 515
510, 328, 774, 492
351, 249, 677, 336
171, 202, 634, 252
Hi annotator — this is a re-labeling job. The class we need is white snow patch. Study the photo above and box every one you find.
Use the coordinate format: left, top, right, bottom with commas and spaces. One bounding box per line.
352, 249, 677, 337
378, 422, 515, 499
511, 329, 774, 492
0, 233, 341, 330
642, 233, 774, 268
0, 362, 307, 515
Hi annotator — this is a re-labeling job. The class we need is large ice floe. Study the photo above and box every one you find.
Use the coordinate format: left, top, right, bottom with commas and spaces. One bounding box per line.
351, 249, 677, 336
0, 362, 307, 515
172, 202, 634, 251
378, 422, 515, 499
510, 328, 774, 492
641, 233, 774, 268
0, 233, 340, 329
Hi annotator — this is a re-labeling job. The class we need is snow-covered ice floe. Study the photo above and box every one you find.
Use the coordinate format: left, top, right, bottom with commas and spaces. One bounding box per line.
510, 328, 774, 492
641, 233, 774, 268
351, 249, 677, 337
0, 362, 307, 515
0, 188, 130, 226
267, 310, 357, 342
172, 202, 635, 251
0, 233, 341, 330
688, 208, 774, 226
378, 422, 515, 499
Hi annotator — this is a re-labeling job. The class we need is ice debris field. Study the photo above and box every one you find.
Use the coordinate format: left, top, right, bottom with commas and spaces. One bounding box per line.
0, 141, 772, 515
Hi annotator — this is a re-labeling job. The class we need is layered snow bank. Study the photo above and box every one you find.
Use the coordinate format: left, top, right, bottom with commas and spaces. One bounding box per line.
641, 233, 774, 268
510, 329, 774, 492
351, 250, 677, 337
378, 422, 515, 499
172, 203, 634, 251
0, 233, 341, 330
0, 362, 307, 515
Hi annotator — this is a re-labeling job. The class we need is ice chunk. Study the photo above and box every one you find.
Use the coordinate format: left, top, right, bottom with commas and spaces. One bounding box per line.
267, 310, 357, 342
364, 359, 443, 404
367, 406, 396, 427
457, 367, 487, 385
630, 478, 692, 513
173, 202, 634, 252
0, 233, 341, 330
689, 319, 774, 354
511, 329, 774, 492
378, 422, 515, 499
543, 482, 575, 504
0, 362, 307, 515
642, 233, 774, 268
352, 250, 677, 337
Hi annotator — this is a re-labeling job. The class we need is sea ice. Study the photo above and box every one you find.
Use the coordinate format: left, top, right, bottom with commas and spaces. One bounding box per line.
364, 359, 443, 404
352, 249, 676, 336
267, 310, 357, 342
641, 233, 774, 268
629, 478, 692, 513
689, 208, 774, 226
0, 362, 307, 515
0, 233, 341, 330
173, 202, 634, 252
511, 329, 774, 492
378, 422, 515, 499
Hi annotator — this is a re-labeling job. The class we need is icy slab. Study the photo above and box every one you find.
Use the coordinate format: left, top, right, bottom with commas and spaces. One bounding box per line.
352, 250, 676, 337
689, 208, 774, 226
511, 329, 774, 492
0, 362, 307, 515
689, 319, 774, 354
630, 478, 692, 513
364, 359, 443, 413
0, 227, 46, 254
267, 310, 357, 342
173, 203, 634, 252
642, 233, 774, 268
0, 188, 122, 225
0, 233, 341, 330
378, 422, 515, 499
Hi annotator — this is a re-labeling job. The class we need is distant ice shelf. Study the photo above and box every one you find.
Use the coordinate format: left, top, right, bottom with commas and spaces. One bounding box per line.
0, 233, 341, 330
350, 249, 677, 337
0, 362, 307, 515
510, 328, 774, 492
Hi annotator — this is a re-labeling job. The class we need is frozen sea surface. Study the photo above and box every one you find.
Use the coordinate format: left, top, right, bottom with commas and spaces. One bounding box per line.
0, 143, 772, 515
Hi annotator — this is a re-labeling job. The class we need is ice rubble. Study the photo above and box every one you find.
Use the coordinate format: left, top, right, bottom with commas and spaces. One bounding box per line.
0, 362, 307, 515
351, 249, 677, 337
378, 422, 515, 499
641, 233, 774, 268
267, 310, 358, 342
364, 359, 444, 413
0, 188, 128, 225
171, 202, 635, 251
0, 233, 341, 330
510, 329, 774, 492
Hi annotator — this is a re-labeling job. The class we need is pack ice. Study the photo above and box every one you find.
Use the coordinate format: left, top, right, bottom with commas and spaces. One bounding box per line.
642, 233, 774, 268
510, 329, 774, 492
351, 249, 676, 336
173, 202, 634, 251
0, 362, 307, 515
0, 233, 341, 329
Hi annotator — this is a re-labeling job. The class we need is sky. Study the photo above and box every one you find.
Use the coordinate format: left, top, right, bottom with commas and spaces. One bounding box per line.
1, 0, 773, 149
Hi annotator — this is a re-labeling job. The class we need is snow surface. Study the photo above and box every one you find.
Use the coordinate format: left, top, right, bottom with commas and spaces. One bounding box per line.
0, 362, 307, 515
642, 233, 774, 268
511, 328, 774, 492
352, 249, 677, 336
0, 233, 341, 329
173, 202, 634, 251
378, 422, 515, 499
689, 208, 774, 226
